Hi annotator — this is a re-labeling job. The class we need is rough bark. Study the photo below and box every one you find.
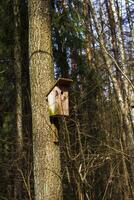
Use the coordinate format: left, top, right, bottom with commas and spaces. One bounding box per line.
28, 1, 62, 200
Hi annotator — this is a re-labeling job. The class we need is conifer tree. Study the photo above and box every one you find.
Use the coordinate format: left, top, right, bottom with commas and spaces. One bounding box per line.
28, 0, 62, 199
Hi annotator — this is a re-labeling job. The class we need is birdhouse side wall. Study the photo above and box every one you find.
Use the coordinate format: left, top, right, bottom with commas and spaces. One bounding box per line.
58, 86, 69, 116
47, 86, 69, 116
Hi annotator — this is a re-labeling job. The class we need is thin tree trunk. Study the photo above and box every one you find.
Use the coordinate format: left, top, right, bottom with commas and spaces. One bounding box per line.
83, 0, 92, 65
13, 0, 23, 199
90, 0, 134, 146
110, 0, 134, 183
88, 1, 134, 198
105, 0, 118, 61
28, 1, 62, 199
125, 0, 134, 44
110, 0, 126, 66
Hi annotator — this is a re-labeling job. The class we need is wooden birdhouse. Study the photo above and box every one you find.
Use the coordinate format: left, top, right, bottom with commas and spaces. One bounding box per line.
46, 78, 73, 117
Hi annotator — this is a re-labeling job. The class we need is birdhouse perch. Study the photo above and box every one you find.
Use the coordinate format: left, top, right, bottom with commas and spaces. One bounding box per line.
46, 78, 73, 117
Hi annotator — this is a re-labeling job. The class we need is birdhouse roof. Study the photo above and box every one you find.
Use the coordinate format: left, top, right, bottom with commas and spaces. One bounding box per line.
46, 78, 73, 97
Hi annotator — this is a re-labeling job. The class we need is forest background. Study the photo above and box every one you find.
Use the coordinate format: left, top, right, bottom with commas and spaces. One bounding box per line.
0, 0, 134, 200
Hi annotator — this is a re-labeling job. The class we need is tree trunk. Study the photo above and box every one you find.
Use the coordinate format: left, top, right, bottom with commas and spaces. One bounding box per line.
83, 0, 92, 65
13, 0, 23, 199
125, 0, 134, 44
88, 1, 134, 198
28, 1, 62, 200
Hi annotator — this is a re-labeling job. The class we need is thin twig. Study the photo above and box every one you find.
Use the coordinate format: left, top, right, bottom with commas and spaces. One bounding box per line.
102, 45, 134, 90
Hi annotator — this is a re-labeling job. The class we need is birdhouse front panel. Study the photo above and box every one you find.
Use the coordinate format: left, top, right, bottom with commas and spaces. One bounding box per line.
47, 86, 69, 116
